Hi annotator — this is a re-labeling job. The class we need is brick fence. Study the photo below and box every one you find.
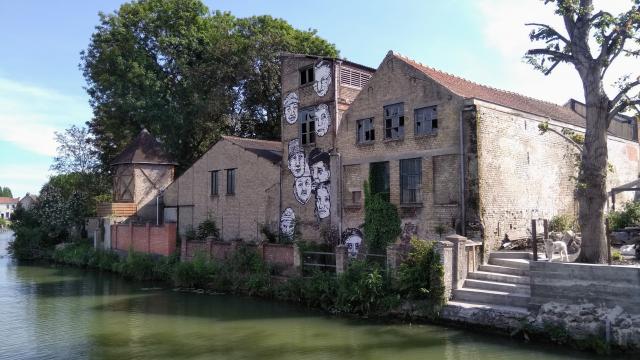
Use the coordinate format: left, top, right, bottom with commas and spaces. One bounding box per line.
183, 239, 295, 269
111, 222, 177, 257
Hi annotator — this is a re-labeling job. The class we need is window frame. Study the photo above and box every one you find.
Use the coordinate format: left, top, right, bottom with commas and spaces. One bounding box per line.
226, 168, 236, 195
370, 161, 390, 201
400, 158, 422, 204
299, 107, 316, 145
356, 118, 375, 144
414, 106, 438, 136
210, 170, 219, 196
299, 66, 314, 85
384, 103, 405, 140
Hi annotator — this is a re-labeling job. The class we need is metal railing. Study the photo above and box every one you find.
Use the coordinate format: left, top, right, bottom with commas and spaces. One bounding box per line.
302, 251, 336, 276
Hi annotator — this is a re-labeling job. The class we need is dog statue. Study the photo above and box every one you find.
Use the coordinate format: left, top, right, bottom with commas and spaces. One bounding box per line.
543, 237, 568, 262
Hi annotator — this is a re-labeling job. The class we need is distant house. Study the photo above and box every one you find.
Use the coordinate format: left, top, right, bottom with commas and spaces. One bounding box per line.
0, 197, 19, 220
17, 193, 37, 211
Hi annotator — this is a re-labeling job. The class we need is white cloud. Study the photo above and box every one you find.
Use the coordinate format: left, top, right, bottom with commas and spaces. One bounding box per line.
0, 163, 51, 197
475, 0, 638, 105
0, 77, 91, 156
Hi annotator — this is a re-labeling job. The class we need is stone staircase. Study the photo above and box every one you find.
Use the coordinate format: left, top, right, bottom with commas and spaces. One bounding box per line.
451, 251, 532, 310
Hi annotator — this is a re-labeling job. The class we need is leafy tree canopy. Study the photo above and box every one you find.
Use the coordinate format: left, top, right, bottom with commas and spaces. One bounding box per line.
0, 187, 13, 198
81, 0, 339, 172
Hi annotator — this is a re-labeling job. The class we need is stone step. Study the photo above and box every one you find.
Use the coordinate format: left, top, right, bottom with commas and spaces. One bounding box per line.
463, 279, 531, 295
468, 271, 530, 285
478, 264, 529, 277
489, 251, 532, 260
444, 301, 530, 315
452, 288, 530, 308
489, 258, 530, 270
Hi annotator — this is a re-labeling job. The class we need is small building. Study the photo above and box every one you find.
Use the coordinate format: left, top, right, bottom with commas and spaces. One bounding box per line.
17, 193, 37, 211
163, 136, 282, 242
0, 197, 19, 220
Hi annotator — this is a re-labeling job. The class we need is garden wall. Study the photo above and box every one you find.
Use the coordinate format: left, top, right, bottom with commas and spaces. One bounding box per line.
111, 222, 177, 257
183, 239, 295, 268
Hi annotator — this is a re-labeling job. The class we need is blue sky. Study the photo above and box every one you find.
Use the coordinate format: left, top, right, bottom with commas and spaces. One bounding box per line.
0, 0, 635, 197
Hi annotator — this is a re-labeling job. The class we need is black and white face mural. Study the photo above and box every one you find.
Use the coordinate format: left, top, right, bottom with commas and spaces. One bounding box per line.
280, 207, 296, 237
308, 148, 331, 186
314, 183, 330, 219
342, 228, 363, 258
293, 166, 313, 204
287, 139, 307, 178
313, 60, 332, 97
314, 103, 330, 137
283, 92, 299, 125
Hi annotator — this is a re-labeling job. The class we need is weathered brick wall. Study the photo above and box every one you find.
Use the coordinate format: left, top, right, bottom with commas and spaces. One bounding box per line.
262, 243, 294, 266
476, 101, 640, 250
183, 240, 294, 268
336, 52, 464, 240
134, 164, 174, 221
111, 223, 177, 256
163, 140, 280, 242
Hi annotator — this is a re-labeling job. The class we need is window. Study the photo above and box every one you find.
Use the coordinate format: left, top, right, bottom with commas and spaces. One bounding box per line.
210, 170, 219, 196
300, 107, 316, 145
400, 158, 422, 204
300, 66, 314, 85
370, 161, 390, 201
384, 103, 405, 140
226, 169, 236, 195
415, 106, 438, 135
356, 118, 375, 144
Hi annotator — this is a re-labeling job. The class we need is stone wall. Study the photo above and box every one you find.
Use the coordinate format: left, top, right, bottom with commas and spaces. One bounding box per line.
111, 222, 177, 257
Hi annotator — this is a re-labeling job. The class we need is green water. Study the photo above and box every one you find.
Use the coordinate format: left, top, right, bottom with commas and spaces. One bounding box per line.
0, 232, 619, 359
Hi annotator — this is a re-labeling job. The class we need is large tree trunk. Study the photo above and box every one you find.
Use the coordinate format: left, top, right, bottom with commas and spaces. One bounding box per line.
576, 70, 610, 263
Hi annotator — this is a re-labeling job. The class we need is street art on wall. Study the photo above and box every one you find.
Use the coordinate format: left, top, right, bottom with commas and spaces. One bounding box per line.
283, 92, 299, 125
287, 139, 307, 178
313, 60, 332, 97
342, 228, 363, 258
280, 207, 296, 237
293, 166, 313, 205
314, 183, 330, 219
314, 103, 330, 137
308, 148, 331, 186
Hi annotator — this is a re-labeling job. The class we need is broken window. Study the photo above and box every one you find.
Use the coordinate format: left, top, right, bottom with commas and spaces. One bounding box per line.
384, 103, 405, 140
415, 106, 438, 135
210, 170, 219, 196
300, 107, 316, 145
356, 118, 375, 144
400, 158, 422, 204
370, 161, 390, 201
300, 66, 314, 85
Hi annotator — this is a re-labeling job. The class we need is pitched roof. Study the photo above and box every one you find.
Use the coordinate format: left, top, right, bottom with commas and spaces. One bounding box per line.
111, 129, 177, 166
391, 52, 589, 128
0, 197, 19, 204
221, 136, 282, 163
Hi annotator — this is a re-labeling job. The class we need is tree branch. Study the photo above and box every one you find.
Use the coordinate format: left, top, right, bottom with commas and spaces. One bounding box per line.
525, 23, 571, 44
526, 48, 575, 63
609, 100, 640, 122
610, 79, 640, 108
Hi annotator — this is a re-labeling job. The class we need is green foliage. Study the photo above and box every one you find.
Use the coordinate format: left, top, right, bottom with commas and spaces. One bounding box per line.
0, 218, 8, 228
0, 186, 13, 197
173, 253, 218, 288
607, 201, 640, 230
397, 239, 445, 315
363, 180, 401, 254
336, 260, 393, 315
81, 0, 339, 172
611, 249, 622, 261
549, 214, 575, 232
196, 216, 219, 241
8, 207, 57, 260
434, 224, 446, 239
260, 224, 278, 243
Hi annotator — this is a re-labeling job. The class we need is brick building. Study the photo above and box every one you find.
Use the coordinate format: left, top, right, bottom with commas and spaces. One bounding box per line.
163, 136, 282, 242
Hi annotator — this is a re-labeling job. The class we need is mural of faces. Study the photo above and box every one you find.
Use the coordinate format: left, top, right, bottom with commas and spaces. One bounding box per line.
287, 139, 307, 178
315, 183, 330, 219
342, 228, 363, 258
280, 207, 296, 237
313, 60, 332, 97
314, 103, 330, 137
308, 148, 330, 185
294, 172, 313, 205
283, 92, 299, 125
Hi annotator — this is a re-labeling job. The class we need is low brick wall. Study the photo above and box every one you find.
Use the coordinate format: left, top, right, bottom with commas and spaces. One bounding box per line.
183, 240, 294, 269
262, 243, 294, 267
530, 261, 640, 312
111, 222, 177, 257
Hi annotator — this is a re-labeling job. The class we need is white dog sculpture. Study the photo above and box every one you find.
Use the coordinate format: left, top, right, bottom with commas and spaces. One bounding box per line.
543, 237, 568, 262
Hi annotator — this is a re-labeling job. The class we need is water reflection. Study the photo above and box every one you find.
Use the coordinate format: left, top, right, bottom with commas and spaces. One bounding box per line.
0, 232, 624, 359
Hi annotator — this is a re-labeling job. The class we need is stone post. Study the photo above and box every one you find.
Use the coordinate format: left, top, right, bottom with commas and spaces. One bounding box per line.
257, 241, 266, 261
447, 234, 468, 290
335, 244, 348, 275
436, 240, 454, 301
180, 233, 188, 262
292, 243, 302, 276
206, 236, 215, 260
230, 238, 242, 253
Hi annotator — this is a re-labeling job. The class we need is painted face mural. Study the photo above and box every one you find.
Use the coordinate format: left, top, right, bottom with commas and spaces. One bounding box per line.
342, 228, 363, 258
293, 166, 312, 204
280, 207, 296, 237
314, 103, 330, 137
315, 183, 331, 219
283, 92, 299, 125
308, 148, 331, 185
313, 61, 332, 97
287, 139, 307, 178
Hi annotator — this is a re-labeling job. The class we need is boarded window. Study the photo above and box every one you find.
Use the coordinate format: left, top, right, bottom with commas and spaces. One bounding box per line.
384, 103, 405, 140
300, 107, 316, 145
343, 164, 363, 207
300, 66, 314, 85
356, 118, 375, 143
370, 161, 390, 201
210, 170, 219, 196
415, 106, 438, 135
433, 155, 459, 205
226, 169, 236, 195
400, 158, 422, 204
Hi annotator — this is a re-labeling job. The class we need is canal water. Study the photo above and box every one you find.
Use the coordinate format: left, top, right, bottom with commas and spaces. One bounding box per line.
0, 231, 621, 359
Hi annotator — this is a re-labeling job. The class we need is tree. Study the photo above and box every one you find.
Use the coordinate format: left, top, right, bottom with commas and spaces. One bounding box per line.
81, 0, 338, 172
51, 125, 100, 174
0, 187, 12, 197
525, 0, 640, 263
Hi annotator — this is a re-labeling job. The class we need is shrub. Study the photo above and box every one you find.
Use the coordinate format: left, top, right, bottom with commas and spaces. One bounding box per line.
397, 238, 445, 315
363, 181, 401, 254
260, 224, 278, 243
173, 253, 217, 288
116, 251, 158, 281
196, 217, 219, 241
611, 249, 622, 261
549, 214, 575, 232
608, 201, 640, 230
336, 260, 392, 315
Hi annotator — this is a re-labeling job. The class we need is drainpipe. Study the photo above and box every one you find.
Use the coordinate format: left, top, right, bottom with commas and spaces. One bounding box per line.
459, 108, 466, 236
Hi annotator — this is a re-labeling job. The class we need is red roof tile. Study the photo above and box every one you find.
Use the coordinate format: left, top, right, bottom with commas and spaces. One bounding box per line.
0, 197, 19, 204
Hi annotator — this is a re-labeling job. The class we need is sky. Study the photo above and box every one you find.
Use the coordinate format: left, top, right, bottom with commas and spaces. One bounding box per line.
0, 0, 637, 198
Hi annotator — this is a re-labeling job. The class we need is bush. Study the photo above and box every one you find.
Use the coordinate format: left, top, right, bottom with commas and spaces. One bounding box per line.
196, 217, 219, 241
173, 253, 217, 288
549, 214, 575, 232
336, 260, 394, 315
611, 249, 622, 261
363, 181, 401, 254
116, 251, 159, 281
608, 201, 640, 230
397, 239, 445, 315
